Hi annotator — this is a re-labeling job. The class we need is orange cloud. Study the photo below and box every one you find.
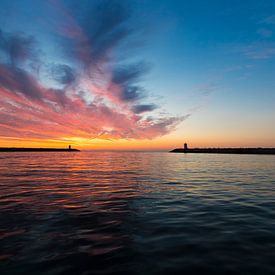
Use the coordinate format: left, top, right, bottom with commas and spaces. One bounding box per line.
0, 1, 188, 147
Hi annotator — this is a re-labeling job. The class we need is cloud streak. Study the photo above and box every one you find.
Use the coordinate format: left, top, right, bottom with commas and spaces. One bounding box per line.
0, 0, 185, 142
0, 29, 36, 65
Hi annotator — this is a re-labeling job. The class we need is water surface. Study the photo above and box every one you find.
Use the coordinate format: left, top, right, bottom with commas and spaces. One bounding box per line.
0, 152, 275, 274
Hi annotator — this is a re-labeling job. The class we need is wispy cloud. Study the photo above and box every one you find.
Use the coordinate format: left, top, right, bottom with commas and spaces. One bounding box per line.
132, 104, 158, 114
241, 42, 275, 59
0, 29, 37, 66
257, 28, 273, 38
261, 15, 275, 25
0, 0, 185, 142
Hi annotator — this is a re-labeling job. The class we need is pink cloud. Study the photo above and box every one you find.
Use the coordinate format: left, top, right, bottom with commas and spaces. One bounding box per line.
0, 1, 186, 143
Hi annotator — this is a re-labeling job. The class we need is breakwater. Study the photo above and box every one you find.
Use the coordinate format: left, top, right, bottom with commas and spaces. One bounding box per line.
0, 148, 80, 152
170, 147, 275, 155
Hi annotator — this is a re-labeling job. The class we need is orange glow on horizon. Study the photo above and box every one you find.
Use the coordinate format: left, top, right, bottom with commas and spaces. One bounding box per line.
1, 131, 275, 151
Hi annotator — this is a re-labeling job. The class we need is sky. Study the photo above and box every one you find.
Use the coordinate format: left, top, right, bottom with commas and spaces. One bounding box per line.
0, 0, 274, 150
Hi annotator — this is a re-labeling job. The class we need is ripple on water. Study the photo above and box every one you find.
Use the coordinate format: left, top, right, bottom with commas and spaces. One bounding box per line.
0, 152, 275, 274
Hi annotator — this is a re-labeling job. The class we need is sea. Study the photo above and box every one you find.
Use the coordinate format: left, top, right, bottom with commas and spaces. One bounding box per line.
0, 151, 275, 274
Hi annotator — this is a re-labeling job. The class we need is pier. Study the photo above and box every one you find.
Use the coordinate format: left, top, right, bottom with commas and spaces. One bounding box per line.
170, 143, 275, 155
0, 146, 80, 152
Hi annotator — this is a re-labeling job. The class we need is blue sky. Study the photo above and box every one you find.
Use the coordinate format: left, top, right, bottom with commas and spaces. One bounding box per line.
139, 0, 275, 146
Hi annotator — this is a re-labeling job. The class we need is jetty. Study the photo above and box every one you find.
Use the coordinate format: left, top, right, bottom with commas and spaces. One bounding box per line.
0, 145, 80, 152
170, 143, 275, 155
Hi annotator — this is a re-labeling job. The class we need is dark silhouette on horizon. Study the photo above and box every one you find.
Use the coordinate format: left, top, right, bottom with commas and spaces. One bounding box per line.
171, 143, 275, 155
0, 145, 80, 152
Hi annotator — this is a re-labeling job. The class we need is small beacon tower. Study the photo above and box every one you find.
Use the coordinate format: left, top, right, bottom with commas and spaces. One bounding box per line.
69, 145, 71, 150
184, 143, 188, 150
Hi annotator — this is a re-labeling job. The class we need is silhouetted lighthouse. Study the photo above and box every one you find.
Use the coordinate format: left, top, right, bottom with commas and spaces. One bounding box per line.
184, 143, 188, 150
69, 145, 71, 150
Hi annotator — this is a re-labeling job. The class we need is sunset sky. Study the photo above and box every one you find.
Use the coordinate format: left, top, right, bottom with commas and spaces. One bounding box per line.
0, 0, 275, 150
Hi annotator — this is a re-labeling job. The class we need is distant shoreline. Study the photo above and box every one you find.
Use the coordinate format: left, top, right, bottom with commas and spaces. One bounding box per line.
0, 148, 80, 152
170, 147, 275, 155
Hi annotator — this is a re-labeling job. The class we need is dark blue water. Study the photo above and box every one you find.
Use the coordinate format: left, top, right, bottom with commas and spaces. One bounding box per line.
0, 152, 275, 274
